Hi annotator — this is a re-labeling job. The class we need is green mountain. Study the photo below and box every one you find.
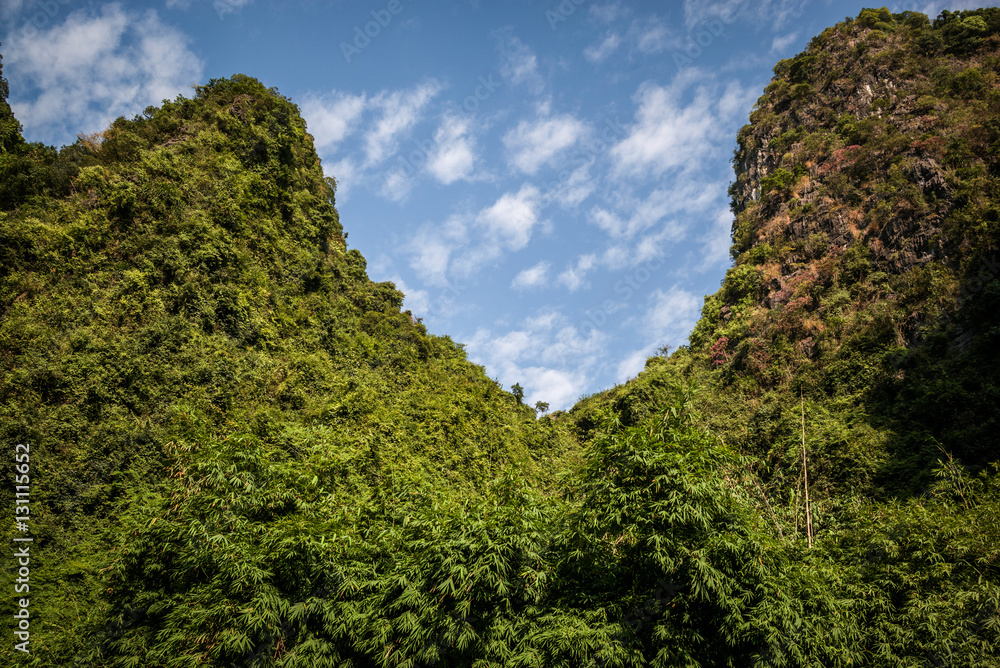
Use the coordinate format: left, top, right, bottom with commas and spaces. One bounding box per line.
571, 7, 1000, 493
1, 8, 999, 667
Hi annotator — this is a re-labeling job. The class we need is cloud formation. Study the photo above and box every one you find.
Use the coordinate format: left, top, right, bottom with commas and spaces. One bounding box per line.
5, 4, 203, 145
428, 114, 477, 184
498, 32, 545, 93
363, 81, 444, 167
503, 112, 588, 175
512, 261, 551, 291
465, 309, 607, 410
610, 80, 722, 179
300, 91, 367, 150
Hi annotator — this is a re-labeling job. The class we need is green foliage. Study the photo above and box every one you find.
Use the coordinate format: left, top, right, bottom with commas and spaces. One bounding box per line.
790, 83, 814, 100
722, 264, 763, 307
856, 7, 894, 32
935, 8, 1000, 54
741, 243, 774, 266
787, 55, 817, 85
0, 72, 577, 666
759, 167, 805, 205
768, 126, 804, 153
3, 12, 1000, 664
0, 47, 23, 153
560, 403, 774, 665
950, 66, 988, 97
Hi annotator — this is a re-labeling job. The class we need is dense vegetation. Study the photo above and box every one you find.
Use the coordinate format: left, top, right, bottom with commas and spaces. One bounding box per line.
2, 7, 999, 667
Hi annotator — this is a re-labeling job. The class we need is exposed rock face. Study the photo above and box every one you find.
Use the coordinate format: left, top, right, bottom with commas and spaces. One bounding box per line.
722, 10, 999, 329
684, 8, 1000, 415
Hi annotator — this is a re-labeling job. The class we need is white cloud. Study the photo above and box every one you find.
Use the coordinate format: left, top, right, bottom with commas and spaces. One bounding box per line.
634, 227, 676, 265
302, 81, 455, 200
717, 79, 755, 122
325, 157, 357, 199
409, 185, 542, 285
590, 208, 626, 238
759, 0, 807, 31
363, 80, 443, 167
498, 32, 544, 93
503, 113, 588, 174
771, 31, 800, 54
5, 5, 203, 145
610, 80, 723, 179
590, 2, 624, 23
634, 16, 675, 54
520, 367, 586, 410
408, 216, 467, 287
428, 114, 476, 184
212, 0, 253, 16
590, 180, 714, 240
682, 0, 748, 30
899, 0, 998, 19
0, 0, 26, 21
557, 254, 597, 292
512, 261, 551, 291
477, 183, 542, 251
699, 206, 735, 271
612, 286, 699, 384
389, 275, 431, 317
523, 317, 604, 370
549, 161, 596, 209
599, 244, 631, 271
166, 0, 253, 16
584, 32, 622, 63
615, 348, 652, 383
300, 91, 366, 150
464, 310, 607, 410
685, 0, 814, 32
380, 166, 414, 202
409, 232, 454, 287
637, 286, 701, 341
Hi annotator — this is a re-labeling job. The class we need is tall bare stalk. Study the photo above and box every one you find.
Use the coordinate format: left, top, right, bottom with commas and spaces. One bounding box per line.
801, 388, 813, 548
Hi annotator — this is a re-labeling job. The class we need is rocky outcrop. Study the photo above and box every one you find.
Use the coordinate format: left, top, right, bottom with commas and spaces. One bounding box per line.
726, 10, 999, 321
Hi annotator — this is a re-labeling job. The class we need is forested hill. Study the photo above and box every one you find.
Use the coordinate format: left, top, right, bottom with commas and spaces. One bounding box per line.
2, 7, 999, 668
572, 7, 1000, 495
0, 60, 574, 664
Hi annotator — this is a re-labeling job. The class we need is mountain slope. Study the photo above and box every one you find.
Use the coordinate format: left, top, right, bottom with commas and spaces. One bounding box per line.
0, 69, 572, 665
572, 7, 1000, 496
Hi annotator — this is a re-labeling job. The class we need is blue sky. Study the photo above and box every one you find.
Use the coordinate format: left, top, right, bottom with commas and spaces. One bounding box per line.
3, 0, 995, 410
